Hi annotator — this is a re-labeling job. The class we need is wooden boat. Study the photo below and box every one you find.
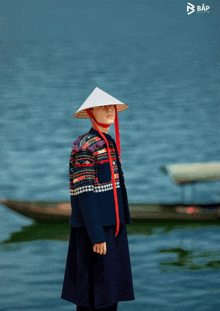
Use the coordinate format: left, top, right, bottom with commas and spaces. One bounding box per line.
1, 162, 220, 223
1, 199, 219, 223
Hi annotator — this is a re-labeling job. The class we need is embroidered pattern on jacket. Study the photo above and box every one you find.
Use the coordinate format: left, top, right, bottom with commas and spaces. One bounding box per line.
69, 133, 121, 196
94, 141, 119, 181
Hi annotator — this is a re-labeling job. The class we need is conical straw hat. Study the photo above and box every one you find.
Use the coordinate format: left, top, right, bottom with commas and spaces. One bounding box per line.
74, 87, 128, 118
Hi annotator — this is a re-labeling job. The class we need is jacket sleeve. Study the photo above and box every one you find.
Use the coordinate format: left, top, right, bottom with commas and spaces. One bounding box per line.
70, 149, 106, 246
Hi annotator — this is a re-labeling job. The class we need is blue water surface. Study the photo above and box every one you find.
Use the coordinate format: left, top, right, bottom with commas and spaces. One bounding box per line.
1, 0, 220, 310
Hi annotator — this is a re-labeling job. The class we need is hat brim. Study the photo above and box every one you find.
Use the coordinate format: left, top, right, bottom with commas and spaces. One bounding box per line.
74, 103, 129, 118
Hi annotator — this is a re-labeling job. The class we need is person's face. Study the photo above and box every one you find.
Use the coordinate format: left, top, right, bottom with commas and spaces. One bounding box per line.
92, 105, 115, 125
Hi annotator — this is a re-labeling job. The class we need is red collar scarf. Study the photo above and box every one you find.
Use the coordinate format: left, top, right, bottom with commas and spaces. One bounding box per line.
86, 105, 121, 237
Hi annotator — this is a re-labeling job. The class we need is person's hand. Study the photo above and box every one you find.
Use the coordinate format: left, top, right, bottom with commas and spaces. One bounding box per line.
93, 242, 107, 255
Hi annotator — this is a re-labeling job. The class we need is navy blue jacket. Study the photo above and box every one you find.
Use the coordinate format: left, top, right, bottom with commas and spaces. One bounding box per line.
69, 127, 132, 246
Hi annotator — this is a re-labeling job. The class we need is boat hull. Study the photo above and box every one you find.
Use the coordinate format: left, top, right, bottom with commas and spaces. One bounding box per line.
1, 199, 220, 223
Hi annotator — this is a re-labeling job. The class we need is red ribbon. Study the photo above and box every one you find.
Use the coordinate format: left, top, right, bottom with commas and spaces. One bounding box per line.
114, 105, 121, 162
92, 119, 110, 128
86, 106, 120, 237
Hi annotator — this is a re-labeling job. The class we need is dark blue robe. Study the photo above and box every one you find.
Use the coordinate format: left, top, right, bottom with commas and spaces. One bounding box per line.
61, 128, 135, 309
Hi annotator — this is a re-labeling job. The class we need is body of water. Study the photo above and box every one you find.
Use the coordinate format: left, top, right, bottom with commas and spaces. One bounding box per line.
1, 1, 220, 310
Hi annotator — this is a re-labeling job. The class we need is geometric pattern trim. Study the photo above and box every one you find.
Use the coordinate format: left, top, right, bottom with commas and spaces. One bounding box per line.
70, 181, 121, 196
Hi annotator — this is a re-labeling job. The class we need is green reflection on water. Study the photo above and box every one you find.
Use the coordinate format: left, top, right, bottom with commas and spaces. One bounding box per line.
1, 221, 220, 271
126, 219, 219, 235
1, 223, 71, 244
159, 247, 220, 271
1, 219, 219, 244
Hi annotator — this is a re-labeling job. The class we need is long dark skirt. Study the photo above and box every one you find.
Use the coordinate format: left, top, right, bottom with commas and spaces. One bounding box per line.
61, 222, 135, 310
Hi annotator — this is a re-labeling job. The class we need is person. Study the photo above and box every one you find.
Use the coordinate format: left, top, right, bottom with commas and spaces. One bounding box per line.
61, 87, 135, 311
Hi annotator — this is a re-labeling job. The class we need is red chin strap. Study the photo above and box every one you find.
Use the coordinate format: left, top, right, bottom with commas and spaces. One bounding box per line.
92, 119, 111, 128
86, 106, 121, 237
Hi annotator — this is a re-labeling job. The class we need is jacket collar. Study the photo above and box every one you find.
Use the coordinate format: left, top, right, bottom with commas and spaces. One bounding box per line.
89, 127, 113, 142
